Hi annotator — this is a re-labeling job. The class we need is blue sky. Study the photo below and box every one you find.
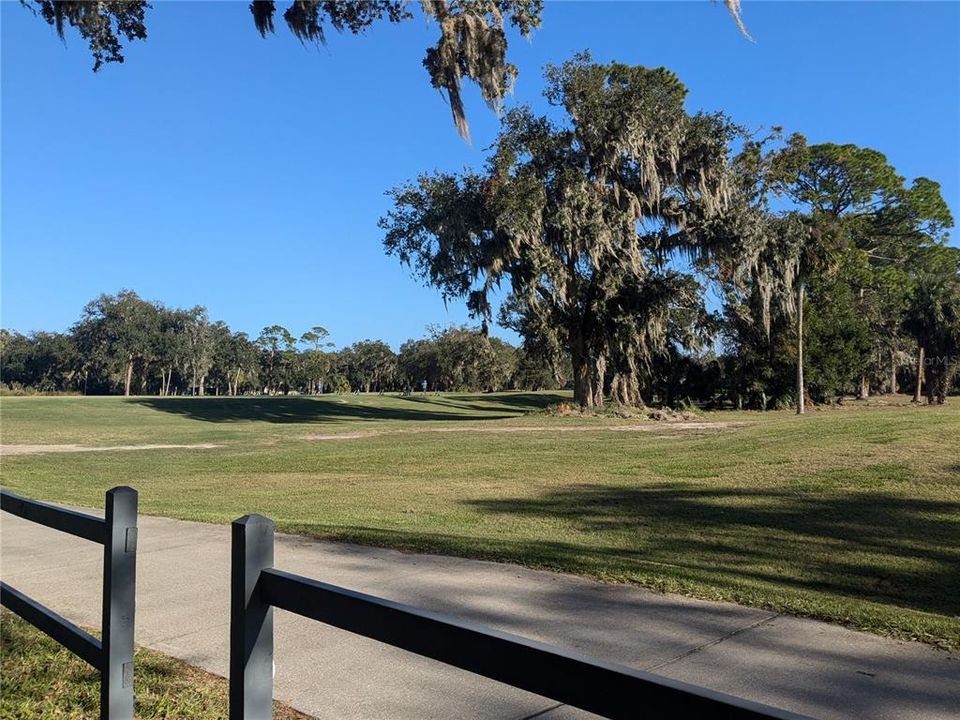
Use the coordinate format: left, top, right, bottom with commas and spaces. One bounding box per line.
2, 1, 958, 350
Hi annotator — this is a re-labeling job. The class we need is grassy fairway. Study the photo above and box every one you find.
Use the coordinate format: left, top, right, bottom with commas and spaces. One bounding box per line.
1, 393, 958, 649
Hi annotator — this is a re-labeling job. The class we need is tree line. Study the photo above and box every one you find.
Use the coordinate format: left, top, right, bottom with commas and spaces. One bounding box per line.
380, 53, 960, 410
0, 291, 556, 396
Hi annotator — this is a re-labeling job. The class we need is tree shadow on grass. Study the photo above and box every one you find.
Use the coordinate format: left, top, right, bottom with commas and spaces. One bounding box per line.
461, 485, 960, 617
128, 397, 515, 424
453, 392, 570, 410
394, 391, 568, 412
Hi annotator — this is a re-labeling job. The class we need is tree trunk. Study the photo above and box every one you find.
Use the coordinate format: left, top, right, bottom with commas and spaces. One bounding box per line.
591, 355, 606, 408
572, 351, 593, 408
913, 347, 925, 403
611, 372, 641, 407
796, 284, 805, 415
855, 287, 869, 400
124, 355, 134, 397
888, 348, 897, 395
199, 375, 206, 397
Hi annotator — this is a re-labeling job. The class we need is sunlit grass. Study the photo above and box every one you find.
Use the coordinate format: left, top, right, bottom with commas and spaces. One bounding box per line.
1, 392, 958, 648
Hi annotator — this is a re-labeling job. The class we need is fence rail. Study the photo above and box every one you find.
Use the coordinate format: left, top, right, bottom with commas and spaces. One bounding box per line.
0, 488, 138, 720
1, 491, 106, 543
0, 583, 103, 667
230, 513, 812, 720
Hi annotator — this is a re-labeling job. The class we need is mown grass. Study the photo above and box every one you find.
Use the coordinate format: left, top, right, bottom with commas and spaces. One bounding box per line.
0, 612, 308, 719
1, 393, 958, 649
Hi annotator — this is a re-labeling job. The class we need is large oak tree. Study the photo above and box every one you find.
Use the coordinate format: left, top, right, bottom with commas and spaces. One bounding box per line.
381, 54, 740, 406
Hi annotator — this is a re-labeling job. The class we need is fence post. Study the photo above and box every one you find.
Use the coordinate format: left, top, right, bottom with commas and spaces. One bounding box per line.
100, 486, 138, 720
230, 514, 275, 720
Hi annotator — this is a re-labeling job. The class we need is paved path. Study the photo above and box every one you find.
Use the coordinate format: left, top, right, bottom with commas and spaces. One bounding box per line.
2, 509, 958, 719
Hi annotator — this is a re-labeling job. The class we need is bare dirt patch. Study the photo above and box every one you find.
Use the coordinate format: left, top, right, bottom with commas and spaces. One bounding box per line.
301, 422, 741, 442
0, 443, 220, 456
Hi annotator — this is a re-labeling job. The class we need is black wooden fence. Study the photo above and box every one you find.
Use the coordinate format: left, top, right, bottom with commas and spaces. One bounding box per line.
230, 513, 812, 720
1, 487, 138, 720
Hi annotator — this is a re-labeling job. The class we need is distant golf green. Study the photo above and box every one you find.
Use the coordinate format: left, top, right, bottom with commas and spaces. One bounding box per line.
1, 393, 958, 648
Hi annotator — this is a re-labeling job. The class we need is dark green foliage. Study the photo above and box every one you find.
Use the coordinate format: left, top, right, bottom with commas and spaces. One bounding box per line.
723, 131, 957, 411
340, 340, 398, 392
0, 329, 78, 392
397, 326, 518, 392
903, 247, 960, 404
24, 0, 149, 70
718, 283, 795, 410
804, 275, 872, 402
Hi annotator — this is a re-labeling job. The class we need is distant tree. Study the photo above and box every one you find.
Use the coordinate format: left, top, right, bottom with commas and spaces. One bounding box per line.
300, 326, 330, 351
803, 267, 873, 402
224, 332, 261, 395
346, 340, 397, 392
765, 136, 953, 408
325, 370, 352, 394
204, 320, 234, 395
154, 307, 187, 396
399, 327, 515, 392
257, 324, 296, 394
902, 246, 960, 404
717, 274, 795, 410
511, 345, 564, 391
300, 325, 334, 394
0, 330, 33, 388
398, 337, 441, 390
484, 336, 518, 391
0, 330, 78, 391
30, 332, 79, 391
428, 326, 513, 391
183, 307, 214, 395
72, 290, 160, 396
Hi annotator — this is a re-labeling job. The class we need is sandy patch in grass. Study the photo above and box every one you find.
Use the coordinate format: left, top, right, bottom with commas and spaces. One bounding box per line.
301, 422, 741, 442
295, 432, 375, 441
1, 443, 220, 456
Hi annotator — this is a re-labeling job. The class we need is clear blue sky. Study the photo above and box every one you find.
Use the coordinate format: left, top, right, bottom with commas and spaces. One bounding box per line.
2, 1, 958, 350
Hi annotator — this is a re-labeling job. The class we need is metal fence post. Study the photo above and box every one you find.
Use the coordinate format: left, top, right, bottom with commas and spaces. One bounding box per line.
230, 514, 275, 720
100, 486, 138, 720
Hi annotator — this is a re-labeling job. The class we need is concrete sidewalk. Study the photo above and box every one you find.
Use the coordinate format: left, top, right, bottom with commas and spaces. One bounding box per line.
1, 509, 957, 719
